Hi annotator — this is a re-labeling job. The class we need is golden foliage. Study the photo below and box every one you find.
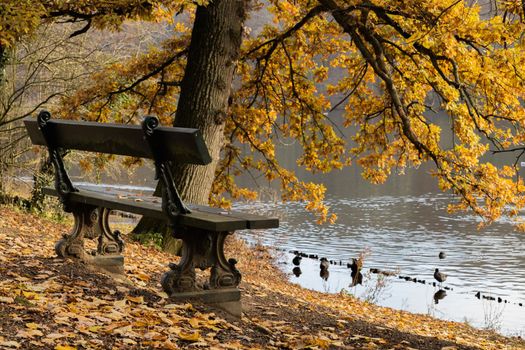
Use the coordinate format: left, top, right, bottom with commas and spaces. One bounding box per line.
7, 1, 525, 225
0, 0, 189, 48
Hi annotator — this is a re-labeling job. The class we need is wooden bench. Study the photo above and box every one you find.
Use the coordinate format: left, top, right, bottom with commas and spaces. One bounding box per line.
24, 111, 278, 315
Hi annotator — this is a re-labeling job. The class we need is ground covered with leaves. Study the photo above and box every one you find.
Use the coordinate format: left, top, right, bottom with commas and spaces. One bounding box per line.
0, 205, 523, 350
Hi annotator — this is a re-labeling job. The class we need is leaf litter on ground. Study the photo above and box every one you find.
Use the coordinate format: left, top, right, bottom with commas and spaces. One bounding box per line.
0, 205, 524, 349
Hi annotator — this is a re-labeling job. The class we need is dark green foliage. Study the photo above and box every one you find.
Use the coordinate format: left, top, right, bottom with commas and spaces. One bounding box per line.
131, 230, 164, 249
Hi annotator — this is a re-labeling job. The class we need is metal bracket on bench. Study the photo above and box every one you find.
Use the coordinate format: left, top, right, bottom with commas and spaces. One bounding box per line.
142, 116, 191, 218
161, 228, 241, 299
55, 204, 125, 274
37, 110, 77, 205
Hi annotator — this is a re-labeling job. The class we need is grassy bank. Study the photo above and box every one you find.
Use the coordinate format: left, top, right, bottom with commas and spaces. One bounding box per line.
0, 205, 523, 349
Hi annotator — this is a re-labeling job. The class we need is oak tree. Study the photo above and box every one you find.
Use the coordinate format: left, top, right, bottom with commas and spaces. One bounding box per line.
5, 0, 525, 231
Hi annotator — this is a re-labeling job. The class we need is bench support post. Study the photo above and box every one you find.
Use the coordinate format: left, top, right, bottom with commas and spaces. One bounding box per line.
36, 111, 78, 204
55, 205, 125, 274
161, 229, 241, 315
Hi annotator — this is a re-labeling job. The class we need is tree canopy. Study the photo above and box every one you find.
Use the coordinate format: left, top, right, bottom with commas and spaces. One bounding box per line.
4, 0, 525, 227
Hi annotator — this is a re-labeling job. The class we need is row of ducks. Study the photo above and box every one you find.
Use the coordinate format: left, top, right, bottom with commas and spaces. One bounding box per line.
397, 274, 452, 290
292, 252, 525, 308
293, 252, 448, 286
475, 291, 524, 306
294, 255, 365, 285
292, 254, 359, 269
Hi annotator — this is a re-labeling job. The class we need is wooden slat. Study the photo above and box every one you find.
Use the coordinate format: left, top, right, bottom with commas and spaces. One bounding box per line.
43, 187, 279, 231
43, 187, 166, 219
191, 205, 279, 229
24, 118, 211, 165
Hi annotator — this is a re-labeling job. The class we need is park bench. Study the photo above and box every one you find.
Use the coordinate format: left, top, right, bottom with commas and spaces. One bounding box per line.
23, 111, 279, 316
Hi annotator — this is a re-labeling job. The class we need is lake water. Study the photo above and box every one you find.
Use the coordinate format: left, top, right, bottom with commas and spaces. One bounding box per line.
234, 189, 525, 336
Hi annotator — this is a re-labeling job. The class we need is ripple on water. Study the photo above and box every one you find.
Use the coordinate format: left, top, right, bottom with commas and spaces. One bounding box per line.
235, 193, 525, 335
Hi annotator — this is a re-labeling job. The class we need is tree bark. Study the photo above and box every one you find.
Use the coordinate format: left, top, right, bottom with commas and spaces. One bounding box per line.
132, 0, 246, 251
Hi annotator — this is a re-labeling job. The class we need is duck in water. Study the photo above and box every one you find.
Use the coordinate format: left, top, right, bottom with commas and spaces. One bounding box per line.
434, 268, 447, 285
320, 257, 329, 271
349, 258, 363, 286
292, 255, 302, 266
350, 271, 363, 286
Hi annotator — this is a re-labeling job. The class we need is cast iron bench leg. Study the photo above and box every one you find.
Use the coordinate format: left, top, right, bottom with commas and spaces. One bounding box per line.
161, 229, 242, 314
55, 204, 125, 274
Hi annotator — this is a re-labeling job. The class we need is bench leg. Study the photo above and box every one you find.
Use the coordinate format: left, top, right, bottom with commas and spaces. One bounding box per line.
55, 205, 124, 273
161, 230, 241, 295
160, 241, 197, 294
55, 205, 97, 259
97, 208, 125, 255
209, 232, 242, 289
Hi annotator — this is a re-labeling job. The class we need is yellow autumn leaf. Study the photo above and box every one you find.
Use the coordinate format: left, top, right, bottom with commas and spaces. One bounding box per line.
88, 326, 102, 333
21, 291, 39, 300
135, 273, 150, 282
114, 299, 127, 308
188, 318, 200, 328
177, 330, 201, 342
55, 345, 76, 350
25, 323, 39, 330
126, 295, 144, 304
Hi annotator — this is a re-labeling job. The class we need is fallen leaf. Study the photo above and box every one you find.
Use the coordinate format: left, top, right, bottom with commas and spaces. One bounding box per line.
177, 330, 201, 342
16, 329, 44, 338
114, 299, 127, 308
135, 273, 150, 282
88, 326, 102, 333
162, 339, 179, 349
0, 340, 21, 348
105, 321, 130, 332
113, 325, 134, 337
22, 291, 39, 300
143, 331, 167, 341
0, 296, 14, 303
189, 318, 200, 328
122, 338, 136, 345
165, 303, 193, 311
55, 345, 76, 350
45, 333, 66, 340
126, 295, 144, 304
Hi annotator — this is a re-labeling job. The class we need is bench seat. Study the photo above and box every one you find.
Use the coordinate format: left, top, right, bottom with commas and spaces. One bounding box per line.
44, 186, 279, 232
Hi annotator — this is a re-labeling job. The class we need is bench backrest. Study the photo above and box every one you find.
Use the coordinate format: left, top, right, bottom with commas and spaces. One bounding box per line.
24, 117, 211, 165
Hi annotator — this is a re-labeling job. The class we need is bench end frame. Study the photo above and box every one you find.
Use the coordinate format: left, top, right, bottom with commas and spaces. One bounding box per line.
142, 116, 192, 218
37, 110, 78, 206
35, 111, 126, 272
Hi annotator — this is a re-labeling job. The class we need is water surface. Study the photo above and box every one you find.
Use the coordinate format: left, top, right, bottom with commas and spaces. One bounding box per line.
235, 193, 525, 336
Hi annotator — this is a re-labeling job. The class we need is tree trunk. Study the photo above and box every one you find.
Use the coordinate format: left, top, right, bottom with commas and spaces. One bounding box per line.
132, 0, 246, 252
30, 153, 53, 212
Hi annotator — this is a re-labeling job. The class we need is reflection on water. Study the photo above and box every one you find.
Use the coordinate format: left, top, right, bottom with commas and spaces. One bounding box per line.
433, 289, 447, 304
235, 192, 525, 336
